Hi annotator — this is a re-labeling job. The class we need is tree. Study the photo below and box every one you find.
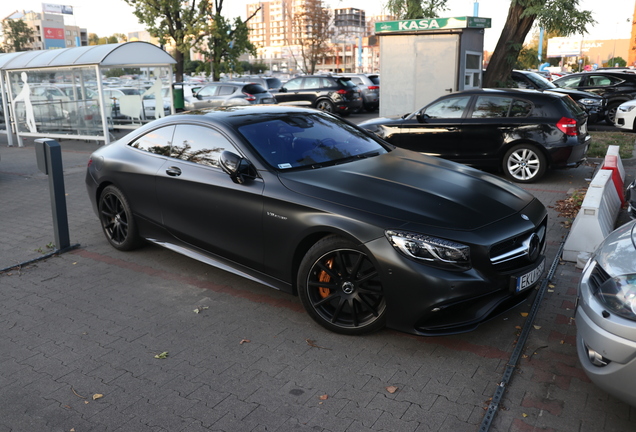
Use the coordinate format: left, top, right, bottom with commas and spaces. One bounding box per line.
484, 0, 594, 87
200, 0, 258, 82
385, 0, 448, 19
292, 0, 333, 74
123, 0, 209, 82
2, 19, 34, 52
88, 33, 99, 45
606, 56, 627, 68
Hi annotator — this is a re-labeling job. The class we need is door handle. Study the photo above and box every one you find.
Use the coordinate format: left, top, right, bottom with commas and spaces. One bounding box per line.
445, 88, 453, 92
166, 166, 182, 177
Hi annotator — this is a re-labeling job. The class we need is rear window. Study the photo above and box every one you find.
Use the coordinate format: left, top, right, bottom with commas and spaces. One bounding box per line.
368, 75, 380, 85
336, 78, 356, 88
243, 84, 267, 94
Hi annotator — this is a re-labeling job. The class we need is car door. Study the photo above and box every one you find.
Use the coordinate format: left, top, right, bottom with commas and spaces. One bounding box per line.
156, 124, 266, 270
392, 95, 471, 159
459, 95, 531, 167
192, 85, 220, 108
274, 78, 304, 105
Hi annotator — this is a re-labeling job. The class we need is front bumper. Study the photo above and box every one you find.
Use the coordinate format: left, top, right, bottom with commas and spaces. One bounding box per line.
576, 260, 636, 407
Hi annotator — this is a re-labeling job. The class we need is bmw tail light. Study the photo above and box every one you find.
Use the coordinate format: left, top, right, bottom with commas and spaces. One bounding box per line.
556, 117, 578, 136
243, 92, 256, 101
336, 89, 348, 95
368, 86, 379, 90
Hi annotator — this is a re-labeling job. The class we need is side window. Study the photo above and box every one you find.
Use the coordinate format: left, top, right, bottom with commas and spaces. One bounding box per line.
557, 76, 583, 88
218, 86, 235, 96
424, 96, 471, 119
511, 75, 530, 89
509, 99, 533, 117
305, 78, 321, 89
197, 86, 217, 97
351, 77, 363, 85
129, 125, 175, 155
471, 96, 512, 118
284, 79, 302, 91
171, 124, 237, 168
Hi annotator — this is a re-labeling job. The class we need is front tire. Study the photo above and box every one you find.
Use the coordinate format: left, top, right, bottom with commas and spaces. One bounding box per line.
298, 236, 386, 335
98, 185, 143, 251
605, 102, 621, 125
503, 144, 547, 183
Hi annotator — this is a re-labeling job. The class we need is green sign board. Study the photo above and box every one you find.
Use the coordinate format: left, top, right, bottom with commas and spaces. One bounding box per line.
375, 16, 491, 33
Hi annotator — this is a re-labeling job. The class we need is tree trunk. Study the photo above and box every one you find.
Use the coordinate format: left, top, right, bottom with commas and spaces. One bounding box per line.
483, 3, 540, 87
174, 49, 184, 83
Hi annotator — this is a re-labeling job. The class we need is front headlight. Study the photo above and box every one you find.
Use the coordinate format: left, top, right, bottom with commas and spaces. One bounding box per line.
579, 98, 601, 106
386, 230, 470, 270
619, 105, 636, 113
595, 275, 636, 321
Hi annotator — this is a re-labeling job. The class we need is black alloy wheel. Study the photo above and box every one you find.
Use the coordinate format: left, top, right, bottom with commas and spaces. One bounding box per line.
98, 185, 143, 251
298, 236, 386, 335
503, 144, 547, 183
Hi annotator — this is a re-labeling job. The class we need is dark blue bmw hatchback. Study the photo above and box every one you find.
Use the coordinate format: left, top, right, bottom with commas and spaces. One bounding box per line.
359, 88, 591, 183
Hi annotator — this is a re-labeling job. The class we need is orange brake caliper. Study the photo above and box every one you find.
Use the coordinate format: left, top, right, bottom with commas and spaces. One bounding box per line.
318, 258, 334, 298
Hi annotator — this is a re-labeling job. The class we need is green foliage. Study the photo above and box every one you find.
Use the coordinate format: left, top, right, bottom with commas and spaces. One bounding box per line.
606, 57, 627, 68
2, 19, 34, 52
200, 4, 257, 82
184, 60, 204, 75
385, 0, 448, 19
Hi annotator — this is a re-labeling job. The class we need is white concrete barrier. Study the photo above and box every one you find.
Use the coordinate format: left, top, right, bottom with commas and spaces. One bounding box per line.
562, 169, 621, 263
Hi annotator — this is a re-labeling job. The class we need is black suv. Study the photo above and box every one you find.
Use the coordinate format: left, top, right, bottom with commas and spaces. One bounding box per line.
358, 88, 590, 183
274, 75, 363, 115
510, 70, 605, 123
552, 71, 636, 124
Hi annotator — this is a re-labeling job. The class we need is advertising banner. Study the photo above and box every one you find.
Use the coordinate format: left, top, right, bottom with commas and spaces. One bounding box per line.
547, 37, 582, 57
42, 3, 74, 15
43, 27, 65, 40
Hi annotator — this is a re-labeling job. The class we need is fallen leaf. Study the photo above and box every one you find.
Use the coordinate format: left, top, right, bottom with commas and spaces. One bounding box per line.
548, 289, 554, 293
319, 394, 328, 400
548, 284, 555, 289
533, 325, 542, 330
515, 326, 522, 329
92, 394, 103, 400
240, 339, 250, 344
154, 351, 169, 359
520, 312, 529, 317
193, 306, 209, 314
386, 386, 398, 394
522, 413, 528, 418
522, 354, 528, 358
560, 340, 565, 344
84, 401, 89, 404
306, 339, 331, 350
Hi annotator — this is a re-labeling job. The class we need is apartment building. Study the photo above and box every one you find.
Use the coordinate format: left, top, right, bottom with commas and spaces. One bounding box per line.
2, 10, 88, 51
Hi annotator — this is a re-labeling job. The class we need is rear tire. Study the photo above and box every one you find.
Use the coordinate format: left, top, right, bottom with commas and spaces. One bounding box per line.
315, 99, 335, 113
98, 185, 143, 251
503, 144, 547, 183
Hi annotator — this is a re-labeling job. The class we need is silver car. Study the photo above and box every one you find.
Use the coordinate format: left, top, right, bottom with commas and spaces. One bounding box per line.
193, 82, 276, 107
576, 219, 636, 407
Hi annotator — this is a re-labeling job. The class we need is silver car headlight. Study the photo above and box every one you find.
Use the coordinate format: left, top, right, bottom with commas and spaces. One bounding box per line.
579, 98, 601, 106
386, 230, 470, 270
619, 105, 636, 112
595, 275, 636, 321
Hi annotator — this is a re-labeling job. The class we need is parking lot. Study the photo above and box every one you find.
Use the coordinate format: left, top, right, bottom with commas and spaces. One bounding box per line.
1, 117, 636, 431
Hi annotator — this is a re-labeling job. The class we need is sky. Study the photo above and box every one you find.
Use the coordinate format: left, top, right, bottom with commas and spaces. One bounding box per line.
1, 0, 634, 52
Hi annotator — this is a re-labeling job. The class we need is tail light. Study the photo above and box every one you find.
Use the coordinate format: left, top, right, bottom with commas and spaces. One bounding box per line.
243, 92, 256, 101
556, 117, 578, 136
336, 89, 348, 95
368, 86, 379, 90
87, 158, 93, 168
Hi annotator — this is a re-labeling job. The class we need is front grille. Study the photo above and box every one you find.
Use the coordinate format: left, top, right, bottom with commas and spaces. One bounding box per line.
489, 218, 547, 272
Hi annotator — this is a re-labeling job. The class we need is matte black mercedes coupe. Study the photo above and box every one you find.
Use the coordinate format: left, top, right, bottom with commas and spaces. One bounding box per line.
86, 106, 548, 336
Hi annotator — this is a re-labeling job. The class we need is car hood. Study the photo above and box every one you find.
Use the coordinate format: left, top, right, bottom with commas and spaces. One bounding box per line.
358, 115, 408, 128
278, 148, 536, 231
545, 87, 602, 101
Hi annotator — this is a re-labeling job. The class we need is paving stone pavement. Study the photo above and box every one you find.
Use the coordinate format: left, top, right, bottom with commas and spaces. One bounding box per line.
1, 130, 636, 432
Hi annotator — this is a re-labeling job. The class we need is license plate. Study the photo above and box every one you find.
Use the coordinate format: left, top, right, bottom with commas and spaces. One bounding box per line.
262, 98, 275, 104
513, 257, 545, 293
580, 121, 587, 134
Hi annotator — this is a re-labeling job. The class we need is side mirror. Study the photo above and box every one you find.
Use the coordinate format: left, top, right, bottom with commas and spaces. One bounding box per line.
279, 87, 287, 93
416, 111, 426, 122
220, 151, 256, 184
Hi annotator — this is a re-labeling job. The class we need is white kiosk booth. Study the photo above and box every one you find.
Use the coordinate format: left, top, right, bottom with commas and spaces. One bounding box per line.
375, 17, 491, 117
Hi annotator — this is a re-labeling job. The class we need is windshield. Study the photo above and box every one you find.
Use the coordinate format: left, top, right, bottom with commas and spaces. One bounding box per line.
526, 72, 556, 89
238, 113, 388, 170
